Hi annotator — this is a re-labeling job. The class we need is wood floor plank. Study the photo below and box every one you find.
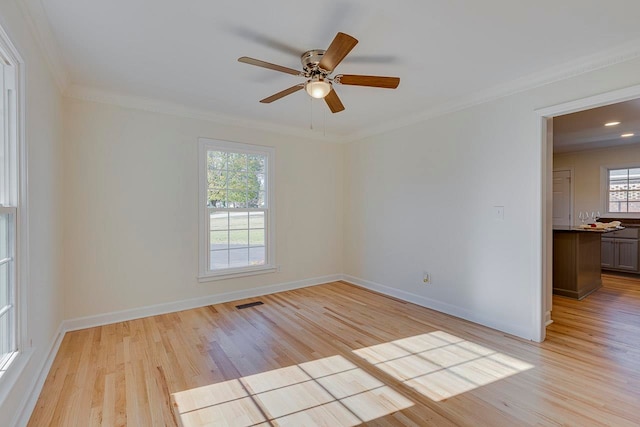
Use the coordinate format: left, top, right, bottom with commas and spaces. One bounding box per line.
28, 275, 640, 426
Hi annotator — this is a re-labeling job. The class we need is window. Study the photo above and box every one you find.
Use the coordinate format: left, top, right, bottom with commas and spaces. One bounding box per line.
606, 167, 640, 213
0, 46, 18, 378
198, 138, 275, 280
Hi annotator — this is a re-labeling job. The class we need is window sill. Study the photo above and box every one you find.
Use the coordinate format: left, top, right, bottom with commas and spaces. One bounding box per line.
198, 265, 277, 283
0, 349, 33, 406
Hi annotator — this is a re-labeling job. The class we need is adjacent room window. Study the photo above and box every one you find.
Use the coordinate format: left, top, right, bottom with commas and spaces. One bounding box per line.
198, 138, 275, 280
0, 50, 18, 378
607, 167, 640, 213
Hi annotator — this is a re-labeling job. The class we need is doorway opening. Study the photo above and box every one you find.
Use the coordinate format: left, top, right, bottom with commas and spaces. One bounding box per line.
538, 84, 640, 341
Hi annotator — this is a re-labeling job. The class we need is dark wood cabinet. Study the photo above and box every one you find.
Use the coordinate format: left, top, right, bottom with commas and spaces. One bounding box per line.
553, 230, 602, 299
601, 228, 640, 273
601, 238, 615, 269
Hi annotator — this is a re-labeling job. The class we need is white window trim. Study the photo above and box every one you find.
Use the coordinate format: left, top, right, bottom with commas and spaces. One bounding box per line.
0, 23, 29, 387
197, 138, 276, 282
600, 163, 640, 218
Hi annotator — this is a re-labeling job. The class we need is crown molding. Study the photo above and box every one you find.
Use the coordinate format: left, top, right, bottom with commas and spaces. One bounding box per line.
57, 33, 640, 144
64, 84, 347, 143
346, 38, 640, 143
18, 0, 70, 92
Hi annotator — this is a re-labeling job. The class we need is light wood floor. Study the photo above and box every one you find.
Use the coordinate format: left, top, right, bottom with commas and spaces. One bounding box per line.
29, 275, 640, 426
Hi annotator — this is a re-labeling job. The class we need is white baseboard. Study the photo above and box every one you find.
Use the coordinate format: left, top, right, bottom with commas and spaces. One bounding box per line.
544, 310, 553, 327
11, 322, 65, 427
63, 274, 342, 332
342, 274, 534, 341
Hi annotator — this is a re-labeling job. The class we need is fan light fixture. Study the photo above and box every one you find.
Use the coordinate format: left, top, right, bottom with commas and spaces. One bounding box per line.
305, 77, 331, 99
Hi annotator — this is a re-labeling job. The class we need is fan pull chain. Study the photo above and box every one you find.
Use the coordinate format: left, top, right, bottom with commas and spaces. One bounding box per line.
323, 104, 326, 137
310, 96, 313, 130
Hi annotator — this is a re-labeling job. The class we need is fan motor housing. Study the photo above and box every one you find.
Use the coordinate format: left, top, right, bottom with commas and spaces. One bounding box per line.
301, 49, 326, 73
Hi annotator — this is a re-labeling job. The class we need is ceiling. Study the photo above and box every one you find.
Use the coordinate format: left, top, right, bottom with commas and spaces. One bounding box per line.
554, 98, 640, 153
26, 0, 640, 140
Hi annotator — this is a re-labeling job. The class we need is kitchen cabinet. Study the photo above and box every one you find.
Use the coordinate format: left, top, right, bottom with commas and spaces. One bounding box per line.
553, 229, 602, 299
601, 227, 639, 273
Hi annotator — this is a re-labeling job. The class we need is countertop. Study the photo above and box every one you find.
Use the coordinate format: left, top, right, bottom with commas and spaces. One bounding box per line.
599, 218, 640, 227
553, 225, 621, 233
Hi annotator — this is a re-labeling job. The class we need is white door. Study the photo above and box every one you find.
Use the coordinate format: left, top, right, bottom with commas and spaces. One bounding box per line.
553, 170, 572, 227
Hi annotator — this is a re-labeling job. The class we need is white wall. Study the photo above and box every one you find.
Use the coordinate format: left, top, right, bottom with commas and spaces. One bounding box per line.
62, 98, 344, 319
344, 57, 640, 341
0, 1, 63, 423
554, 143, 640, 223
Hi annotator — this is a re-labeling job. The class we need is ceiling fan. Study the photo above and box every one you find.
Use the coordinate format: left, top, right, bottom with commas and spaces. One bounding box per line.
238, 32, 400, 113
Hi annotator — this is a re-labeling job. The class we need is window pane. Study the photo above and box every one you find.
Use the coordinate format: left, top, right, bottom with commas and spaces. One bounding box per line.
209, 231, 228, 250
249, 212, 264, 228
247, 174, 262, 207
208, 189, 226, 207
227, 191, 247, 208
609, 191, 627, 202
249, 247, 265, 266
229, 230, 248, 248
248, 192, 259, 208
0, 214, 7, 260
208, 151, 227, 170
248, 155, 265, 174
210, 250, 228, 270
228, 153, 247, 171
254, 173, 265, 193
609, 168, 628, 179
609, 179, 628, 191
257, 191, 266, 208
229, 212, 249, 230
229, 248, 249, 268
609, 202, 621, 212
0, 311, 10, 359
0, 263, 7, 309
210, 212, 229, 231
249, 229, 265, 247
609, 169, 628, 191
629, 202, 640, 212
208, 169, 227, 189
630, 191, 640, 202
227, 171, 247, 189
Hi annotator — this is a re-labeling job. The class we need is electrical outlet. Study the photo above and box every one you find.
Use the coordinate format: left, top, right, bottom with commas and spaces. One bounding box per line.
423, 272, 430, 284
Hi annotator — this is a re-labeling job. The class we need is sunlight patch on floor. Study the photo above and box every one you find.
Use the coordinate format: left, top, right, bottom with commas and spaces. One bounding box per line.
172, 355, 413, 426
353, 331, 534, 402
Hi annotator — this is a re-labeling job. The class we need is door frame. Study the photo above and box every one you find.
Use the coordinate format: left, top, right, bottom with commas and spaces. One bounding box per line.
535, 83, 640, 342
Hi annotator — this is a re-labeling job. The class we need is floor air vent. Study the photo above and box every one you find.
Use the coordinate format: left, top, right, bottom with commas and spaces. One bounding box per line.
235, 301, 264, 310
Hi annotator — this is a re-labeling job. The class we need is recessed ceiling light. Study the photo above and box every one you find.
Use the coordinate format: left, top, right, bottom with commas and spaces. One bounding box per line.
621, 133, 635, 138
605, 121, 621, 126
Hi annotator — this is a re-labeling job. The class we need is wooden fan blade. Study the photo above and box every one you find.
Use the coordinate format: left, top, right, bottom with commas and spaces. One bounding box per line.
335, 74, 400, 89
238, 56, 302, 76
318, 32, 358, 72
324, 88, 345, 113
260, 84, 304, 103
